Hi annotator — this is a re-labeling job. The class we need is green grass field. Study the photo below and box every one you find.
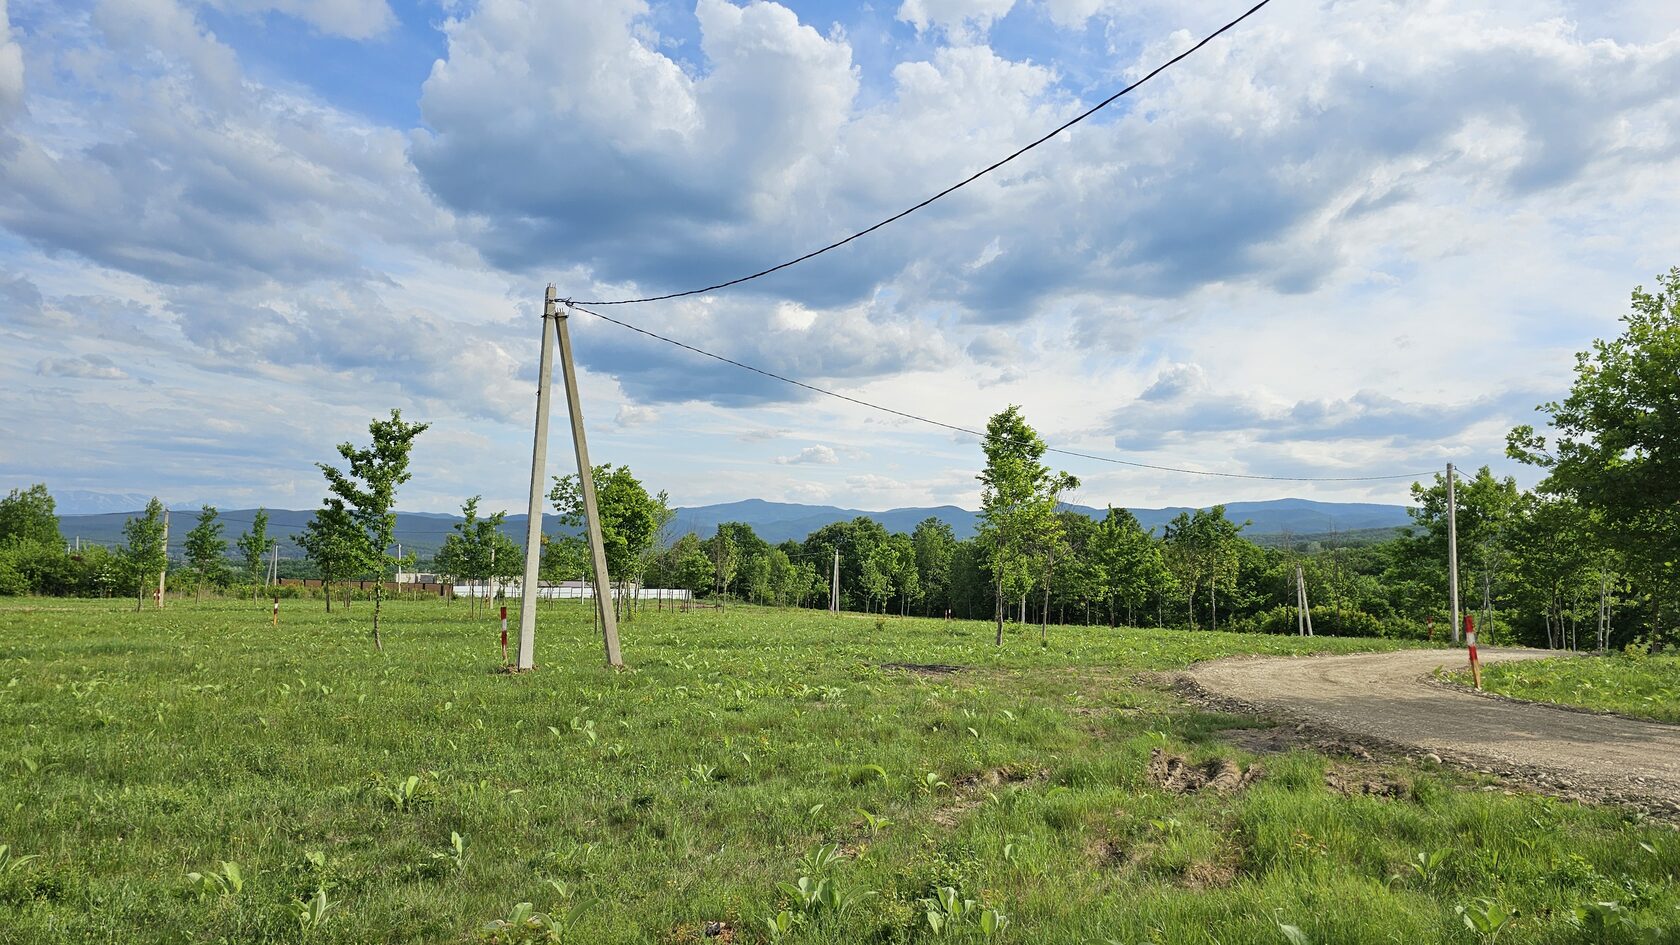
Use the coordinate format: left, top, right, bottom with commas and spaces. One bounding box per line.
1, 598, 1676, 944
1449, 654, 1680, 725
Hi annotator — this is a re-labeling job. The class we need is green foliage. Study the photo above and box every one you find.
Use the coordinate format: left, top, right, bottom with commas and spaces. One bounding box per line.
296, 501, 360, 611
185, 860, 243, 898
1448, 654, 1680, 723
235, 507, 271, 588
977, 405, 1073, 639
182, 505, 226, 595
550, 465, 670, 607
0, 484, 61, 547
315, 409, 429, 649
1456, 897, 1518, 943
120, 498, 167, 608
1510, 267, 1680, 632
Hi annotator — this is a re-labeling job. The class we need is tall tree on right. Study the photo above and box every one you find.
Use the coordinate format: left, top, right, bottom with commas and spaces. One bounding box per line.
976, 406, 1070, 645
1510, 268, 1680, 641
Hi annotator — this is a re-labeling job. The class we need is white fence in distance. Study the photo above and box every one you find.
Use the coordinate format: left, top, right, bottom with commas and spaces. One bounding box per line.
452, 581, 692, 602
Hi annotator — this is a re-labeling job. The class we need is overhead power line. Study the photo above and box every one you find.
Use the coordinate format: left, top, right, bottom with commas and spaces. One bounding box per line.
571, 304, 1434, 483
573, 0, 1275, 306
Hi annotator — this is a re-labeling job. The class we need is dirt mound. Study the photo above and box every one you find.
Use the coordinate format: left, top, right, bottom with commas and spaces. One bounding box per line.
1324, 765, 1407, 799
1147, 748, 1263, 795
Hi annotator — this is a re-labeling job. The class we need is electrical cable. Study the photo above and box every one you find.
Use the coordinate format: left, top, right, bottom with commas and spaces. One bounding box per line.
573, 0, 1274, 306
571, 303, 1436, 483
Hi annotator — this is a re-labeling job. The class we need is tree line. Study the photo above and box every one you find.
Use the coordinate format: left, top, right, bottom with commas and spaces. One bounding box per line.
3, 270, 1675, 649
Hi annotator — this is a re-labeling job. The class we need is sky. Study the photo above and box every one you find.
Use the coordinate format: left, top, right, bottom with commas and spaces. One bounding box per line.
2, 0, 1678, 517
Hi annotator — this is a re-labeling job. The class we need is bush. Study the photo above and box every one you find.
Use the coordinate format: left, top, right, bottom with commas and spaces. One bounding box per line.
1237, 604, 1408, 639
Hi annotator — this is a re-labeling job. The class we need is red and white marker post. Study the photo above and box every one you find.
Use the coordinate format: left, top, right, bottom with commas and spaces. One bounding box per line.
1465, 613, 1482, 690
500, 606, 509, 664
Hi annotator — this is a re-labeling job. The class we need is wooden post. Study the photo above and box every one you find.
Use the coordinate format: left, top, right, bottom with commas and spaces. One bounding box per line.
831, 549, 839, 613
557, 301, 623, 667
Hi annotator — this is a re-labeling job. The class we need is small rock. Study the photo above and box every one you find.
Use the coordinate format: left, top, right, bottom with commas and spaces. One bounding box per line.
1423, 753, 1443, 765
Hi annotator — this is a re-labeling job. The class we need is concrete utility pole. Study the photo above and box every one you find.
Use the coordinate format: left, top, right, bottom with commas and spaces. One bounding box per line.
831, 550, 839, 613
556, 298, 623, 667
156, 507, 169, 607
1295, 565, 1314, 637
1447, 463, 1461, 645
516, 287, 560, 671
1296, 565, 1305, 636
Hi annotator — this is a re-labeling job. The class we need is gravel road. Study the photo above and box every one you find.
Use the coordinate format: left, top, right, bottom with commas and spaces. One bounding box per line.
1186, 647, 1680, 808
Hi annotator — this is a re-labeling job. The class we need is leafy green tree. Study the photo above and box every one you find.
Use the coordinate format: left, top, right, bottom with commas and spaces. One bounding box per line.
911, 518, 956, 616
977, 406, 1070, 645
1162, 507, 1245, 629
182, 506, 226, 601
1510, 268, 1680, 640
297, 501, 360, 612
885, 532, 919, 616
0, 484, 61, 547
1504, 493, 1597, 648
660, 533, 714, 600
859, 543, 894, 614
121, 498, 167, 611
316, 410, 429, 651
707, 528, 738, 600
437, 496, 514, 616
1033, 473, 1080, 644
1091, 507, 1169, 627
236, 508, 271, 596
1403, 466, 1520, 637
540, 533, 590, 585
551, 465, 668, 619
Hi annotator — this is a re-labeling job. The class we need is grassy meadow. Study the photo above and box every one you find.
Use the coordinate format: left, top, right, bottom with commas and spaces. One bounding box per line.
1448, 653, 1680, 725
1, 597, 1676, 944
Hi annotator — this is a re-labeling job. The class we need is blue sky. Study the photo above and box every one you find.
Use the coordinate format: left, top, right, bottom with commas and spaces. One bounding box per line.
2, 0, 1679, 516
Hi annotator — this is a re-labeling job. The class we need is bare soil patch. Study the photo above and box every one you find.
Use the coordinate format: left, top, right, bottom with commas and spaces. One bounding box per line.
880, 662, 966, 676
1146, 748, 1263, 795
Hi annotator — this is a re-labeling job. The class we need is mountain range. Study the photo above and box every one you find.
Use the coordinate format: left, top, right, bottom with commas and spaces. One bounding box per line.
51, 494, 1414, 558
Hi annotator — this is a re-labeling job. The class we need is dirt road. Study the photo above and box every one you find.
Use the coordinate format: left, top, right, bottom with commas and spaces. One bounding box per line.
1186, 647, 1680, 809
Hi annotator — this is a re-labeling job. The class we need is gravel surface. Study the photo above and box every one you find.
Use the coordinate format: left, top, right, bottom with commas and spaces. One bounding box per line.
1186, 647, 1680, 812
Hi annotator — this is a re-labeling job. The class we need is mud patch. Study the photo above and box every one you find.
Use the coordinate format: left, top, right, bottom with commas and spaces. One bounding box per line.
881, 662, 966, 676
1147, 748, 1263, 795
931, 765, 1047, 826
1324, 765, 1408, 799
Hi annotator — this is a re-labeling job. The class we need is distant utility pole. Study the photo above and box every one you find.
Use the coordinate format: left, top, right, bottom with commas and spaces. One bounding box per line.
1295, 565, 1313, 637
156, 507, 169, 607
831, 550, 839, 613
1446, 462, 1461, 645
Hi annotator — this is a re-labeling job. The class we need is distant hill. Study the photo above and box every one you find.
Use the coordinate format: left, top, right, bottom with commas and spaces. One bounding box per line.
56, 496, 1414, 558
